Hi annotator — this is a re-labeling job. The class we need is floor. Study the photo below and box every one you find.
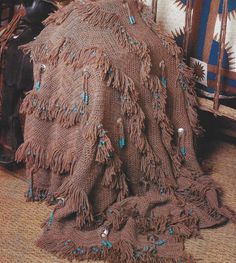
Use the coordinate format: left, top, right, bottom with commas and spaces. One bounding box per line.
0, 136, 236, 263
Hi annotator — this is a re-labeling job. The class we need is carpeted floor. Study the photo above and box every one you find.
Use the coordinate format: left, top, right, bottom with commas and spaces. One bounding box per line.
0, 137, 236, 263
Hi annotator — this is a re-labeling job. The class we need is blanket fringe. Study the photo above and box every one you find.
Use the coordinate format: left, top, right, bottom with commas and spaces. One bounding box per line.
20, 3, 199, 183
36, 233, 195, 263
96, 52, 168, 187
144, 75, 183, 181
177, 176, 236, 225
16, 140, 77, 174
55, 181, 94, 229
24, 44, 169, 187
44, 2, 77, 26
107, 191, 170, 231
96, 128, 114, 164
178, 63, 204, 136
103, 157, 129, 202
26, 186, 48, 202
20, 89, 88, 129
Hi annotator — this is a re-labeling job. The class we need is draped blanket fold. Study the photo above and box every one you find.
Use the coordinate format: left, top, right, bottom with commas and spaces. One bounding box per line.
16, 0, 235, 262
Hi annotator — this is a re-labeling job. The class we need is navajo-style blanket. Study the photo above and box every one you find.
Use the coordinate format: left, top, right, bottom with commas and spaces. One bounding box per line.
150, 0, 236, 98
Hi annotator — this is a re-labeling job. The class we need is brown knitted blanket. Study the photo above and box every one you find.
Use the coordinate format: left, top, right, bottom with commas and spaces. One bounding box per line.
16, 0, 235, 262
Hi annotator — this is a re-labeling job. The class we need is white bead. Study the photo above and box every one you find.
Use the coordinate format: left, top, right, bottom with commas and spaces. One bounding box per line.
57, 197, 65, 205
100, 227, 109, 238
40, 64, 46, 72
104, 229, 109, 235
178, 128, 185, 135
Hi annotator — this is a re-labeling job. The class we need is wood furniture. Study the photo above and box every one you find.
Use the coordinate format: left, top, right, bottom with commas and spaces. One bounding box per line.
151, 0, 236, 122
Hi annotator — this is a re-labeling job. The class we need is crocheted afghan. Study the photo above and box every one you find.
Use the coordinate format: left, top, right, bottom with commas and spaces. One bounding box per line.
16, 0, 235, 262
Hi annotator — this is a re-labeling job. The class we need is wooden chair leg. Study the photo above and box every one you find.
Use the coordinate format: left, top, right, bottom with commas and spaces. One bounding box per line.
183, 0, 193, 60
151, 0, 158, 23
213, 0, 228, 111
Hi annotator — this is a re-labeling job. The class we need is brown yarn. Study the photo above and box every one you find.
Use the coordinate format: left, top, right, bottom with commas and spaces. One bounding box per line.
16, 0, 235, 262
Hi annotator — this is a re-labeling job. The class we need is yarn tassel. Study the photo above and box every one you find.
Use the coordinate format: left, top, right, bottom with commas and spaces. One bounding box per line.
159, 60, 167, 87
34, 81, 41, 91
48, 210, 55, 226
53, 182, 94, 229
178, 128, 187, 159
123, 1, 136, 25
26, 167, 35, 201
117, 118, 126, 149
27, 179, 33, 200
34, 64, 46, 91
96, 127, 114, 163
82, 70, 90, 105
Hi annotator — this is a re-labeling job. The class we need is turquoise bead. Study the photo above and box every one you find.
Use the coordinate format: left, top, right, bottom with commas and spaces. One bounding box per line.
180, 146, 187, 157
155, 240, 167, 246
48, 211, 54, 226
35, 81, 41, 91
64, 240, 72, 246
40, 192, 46, 200
99, 140, 106, 147
83, 93, 89, 105
101, 240, 112, 249
81, 92, 89, 105
28, 181, 33, 199
129, 16, 136, 25
168, 227, 174, 235
161, 77, 167, 87
72, 247, 84, 254
143, 246, 149, 252
119, 137, 126, 149
91, 246, 100, 253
